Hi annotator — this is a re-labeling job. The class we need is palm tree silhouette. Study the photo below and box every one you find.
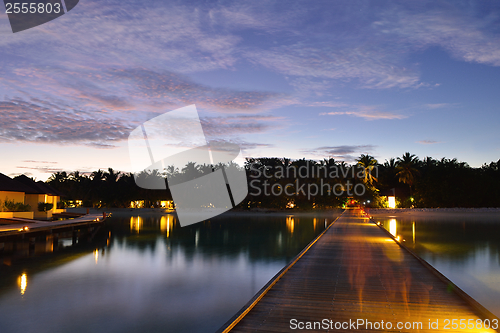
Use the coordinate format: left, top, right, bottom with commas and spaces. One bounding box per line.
396, 152, 420, 196
356, 154, 378, 185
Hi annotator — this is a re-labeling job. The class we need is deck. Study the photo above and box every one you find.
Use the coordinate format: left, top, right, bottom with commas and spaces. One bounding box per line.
0, 213, 107, 237
219, 209, 499, 332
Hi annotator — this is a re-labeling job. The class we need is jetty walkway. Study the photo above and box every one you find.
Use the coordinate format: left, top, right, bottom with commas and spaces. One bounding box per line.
219, 209, 498, 332
0, 213, 107, 235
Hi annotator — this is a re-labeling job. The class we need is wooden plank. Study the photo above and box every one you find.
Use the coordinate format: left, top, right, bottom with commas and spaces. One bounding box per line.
219, 209, 500, 333
0, 214, 108, 236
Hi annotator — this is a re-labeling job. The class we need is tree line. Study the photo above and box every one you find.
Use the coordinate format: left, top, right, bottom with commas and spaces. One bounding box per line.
45, 153, 500, 209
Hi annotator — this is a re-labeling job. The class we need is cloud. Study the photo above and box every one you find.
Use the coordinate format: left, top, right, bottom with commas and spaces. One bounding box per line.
0, 1, 243, 73
246, 45, 421, 90
0, 91, 285, 147
201, 115, 284, 137
374, 8, 500, 67
0, 98, 135, 146
108, 69, 291, 113
207, 138, 273, 152
302, 145, 376, 162
243, 3, 500, 93
321, 110, 407, 120
2, 0, 500, 154
417, 140, 441, 145
15, 165, 64, 175
425, 103, 456, 109
308, 101, 350, 108
22, 160, 58, 164
319, 104, 408, 120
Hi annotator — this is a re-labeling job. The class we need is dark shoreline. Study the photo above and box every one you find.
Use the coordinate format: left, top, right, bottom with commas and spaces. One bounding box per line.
66, 207, 500, 219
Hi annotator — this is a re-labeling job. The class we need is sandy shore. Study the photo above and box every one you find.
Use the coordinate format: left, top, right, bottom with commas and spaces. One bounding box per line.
66, 207, 500, 221
66, 207, 344, 218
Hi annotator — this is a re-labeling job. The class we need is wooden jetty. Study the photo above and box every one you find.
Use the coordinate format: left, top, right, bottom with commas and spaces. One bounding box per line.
219, 209, 499, 332
0, 213, 108, 235
0, 213, 109, 255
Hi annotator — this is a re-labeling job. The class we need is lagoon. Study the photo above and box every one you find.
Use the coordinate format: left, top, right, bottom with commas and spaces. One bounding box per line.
375, 211, 500, 318
0, 210, 339, 333
1, 209, 500, 332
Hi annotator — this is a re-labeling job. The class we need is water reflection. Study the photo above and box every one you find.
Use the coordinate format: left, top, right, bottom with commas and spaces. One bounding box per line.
0, 211, 341, 333
286, 216, 295, 234
389, 218, 397, 237
17, 273, 27, 295
379, 215, 500, 318
160, 215, 174, 237
130, 216, 143, 233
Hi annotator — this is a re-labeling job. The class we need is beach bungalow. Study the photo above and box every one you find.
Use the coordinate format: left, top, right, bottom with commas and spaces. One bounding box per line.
0, 173, 35, 219
160, 200, 174, 210
130, 200, 175, 210
379, 188, 397, 208
14, 175, 65, 220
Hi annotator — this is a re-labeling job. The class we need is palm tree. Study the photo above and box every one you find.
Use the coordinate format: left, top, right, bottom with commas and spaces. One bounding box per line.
91, 169, 105, 182
89, 169, 106, 207
47, 171, 68, 184
396, 153, 420, 196
104, 168, 121, 183
383, 158, 397, 169
356, 154, 378, 185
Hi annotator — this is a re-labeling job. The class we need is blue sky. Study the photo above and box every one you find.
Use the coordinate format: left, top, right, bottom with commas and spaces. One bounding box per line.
1, 0, 500, 180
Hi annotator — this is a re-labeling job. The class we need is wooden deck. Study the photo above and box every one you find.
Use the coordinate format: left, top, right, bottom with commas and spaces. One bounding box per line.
0, 213, 108, 237
219, 209, 499, 332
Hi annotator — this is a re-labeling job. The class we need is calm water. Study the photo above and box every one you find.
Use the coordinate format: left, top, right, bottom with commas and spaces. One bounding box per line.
2, 211, 500, 332
378, 214, 500, 318
0, 211, 339, 333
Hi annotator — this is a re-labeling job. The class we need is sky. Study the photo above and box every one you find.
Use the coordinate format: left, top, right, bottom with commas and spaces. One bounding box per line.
1, 0, 500, 180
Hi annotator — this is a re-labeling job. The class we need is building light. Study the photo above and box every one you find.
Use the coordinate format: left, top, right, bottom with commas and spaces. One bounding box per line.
286, 216, 295, 233
387, 196, 396, 209
18, 273, 27, 295
389, 219, 397, 237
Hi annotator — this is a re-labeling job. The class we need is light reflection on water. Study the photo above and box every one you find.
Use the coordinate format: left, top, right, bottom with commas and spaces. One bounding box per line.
379, 215, 500, 318
0, 211, 339, 333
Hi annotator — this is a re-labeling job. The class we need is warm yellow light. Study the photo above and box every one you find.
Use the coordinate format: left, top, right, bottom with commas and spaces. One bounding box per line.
160, 201, 174, 209
389, 219, 397, 237
387, 196, 396, 208
130, 216, 143, 232
130, 200, 145, 208
160, 215, 173, 237
18, 273, 27, 295
412, 221, 416, 244
286, 201, 295, 209
94, 249, 99, 264
286, 216, 295, 233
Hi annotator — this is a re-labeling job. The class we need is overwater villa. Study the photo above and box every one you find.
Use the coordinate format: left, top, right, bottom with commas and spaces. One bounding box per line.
0, 173, 65, 220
